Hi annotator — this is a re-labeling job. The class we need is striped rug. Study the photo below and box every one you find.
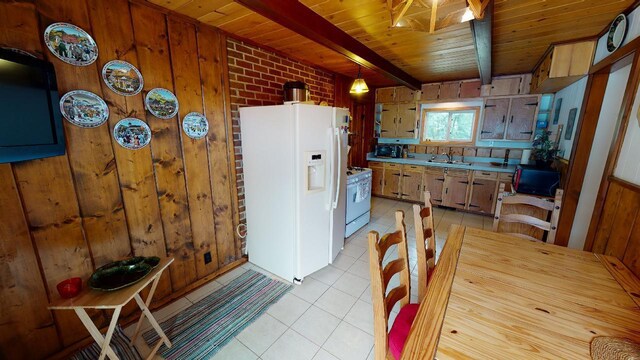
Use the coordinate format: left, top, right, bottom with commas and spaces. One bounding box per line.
143, 269, 292, 360
70, 325, 142, 360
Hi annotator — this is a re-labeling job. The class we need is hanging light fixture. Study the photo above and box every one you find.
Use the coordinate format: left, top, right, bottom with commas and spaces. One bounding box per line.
350, 65, 369, 94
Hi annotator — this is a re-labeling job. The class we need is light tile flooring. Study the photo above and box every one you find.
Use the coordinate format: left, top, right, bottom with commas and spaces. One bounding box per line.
126, 197, 493, 360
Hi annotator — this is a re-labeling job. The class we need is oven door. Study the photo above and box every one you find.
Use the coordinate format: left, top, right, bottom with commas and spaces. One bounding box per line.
346, 176, 372, 224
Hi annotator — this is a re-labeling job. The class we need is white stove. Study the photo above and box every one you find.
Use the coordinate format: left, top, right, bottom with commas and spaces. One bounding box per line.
345, 167, 372, 237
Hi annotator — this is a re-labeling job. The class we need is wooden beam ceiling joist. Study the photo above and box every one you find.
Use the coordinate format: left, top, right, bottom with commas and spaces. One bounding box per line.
470, 0, 492, 84
234, 0, 422, 90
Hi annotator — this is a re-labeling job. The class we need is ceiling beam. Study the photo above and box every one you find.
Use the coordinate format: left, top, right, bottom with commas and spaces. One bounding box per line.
234, 0, 422, 90
470, 0, 492, 84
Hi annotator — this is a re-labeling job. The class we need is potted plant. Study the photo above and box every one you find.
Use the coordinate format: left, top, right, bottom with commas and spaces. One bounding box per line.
531, 130, 559, 168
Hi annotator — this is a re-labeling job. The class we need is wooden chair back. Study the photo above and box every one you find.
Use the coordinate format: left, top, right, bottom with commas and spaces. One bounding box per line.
493, 183, 563, 244
368, 211, 411, 360
412, 191, 436, 303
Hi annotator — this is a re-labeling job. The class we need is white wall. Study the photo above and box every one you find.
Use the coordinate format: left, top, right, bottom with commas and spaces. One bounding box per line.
549, 77, 588, 159
568, 63, 632, 250
614, 83, 640, 184
594, 7, 640, 64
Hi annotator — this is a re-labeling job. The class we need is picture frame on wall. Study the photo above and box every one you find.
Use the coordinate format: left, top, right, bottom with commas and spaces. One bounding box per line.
565, 108, 577, 140
553, 98, 562, 125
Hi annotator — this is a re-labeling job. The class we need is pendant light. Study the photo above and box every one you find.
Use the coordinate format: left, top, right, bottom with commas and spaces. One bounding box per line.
350, 65, 369, 94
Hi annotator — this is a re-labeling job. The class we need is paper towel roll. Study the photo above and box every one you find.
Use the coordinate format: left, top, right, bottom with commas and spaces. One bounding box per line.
521, 149, 532, 165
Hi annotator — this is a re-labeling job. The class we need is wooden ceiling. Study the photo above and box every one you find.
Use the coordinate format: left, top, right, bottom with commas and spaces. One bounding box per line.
148, 0, 635, 87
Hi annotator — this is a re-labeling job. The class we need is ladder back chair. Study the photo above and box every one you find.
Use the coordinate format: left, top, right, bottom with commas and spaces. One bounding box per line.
412, 191, 436, 303
368, 211, 420, 360
493, 183, 563, 244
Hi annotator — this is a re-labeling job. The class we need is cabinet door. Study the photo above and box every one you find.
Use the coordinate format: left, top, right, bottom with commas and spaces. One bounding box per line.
371, 166, 384, 196
421, 83, 440, 100
442, 175, 468, 209
401, 170, 423, 201
376, 88, 395, 103
480, 98, 510, 139
396, 103, 417, 138
506, 96, 538, 140
439, 81, 460, 99
423, 171, 445, 205
380, 103, 397, 137
489, 77, 522, 96
383, 168, 401, 198
459, 80, 481, 98
396, 87, 417, 102
468, 179, 497, 214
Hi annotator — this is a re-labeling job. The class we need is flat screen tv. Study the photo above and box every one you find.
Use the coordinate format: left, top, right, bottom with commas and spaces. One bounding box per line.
0, 48, 65, 163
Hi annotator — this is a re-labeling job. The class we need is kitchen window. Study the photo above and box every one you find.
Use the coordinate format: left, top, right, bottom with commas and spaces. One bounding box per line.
421, 107, 479, 144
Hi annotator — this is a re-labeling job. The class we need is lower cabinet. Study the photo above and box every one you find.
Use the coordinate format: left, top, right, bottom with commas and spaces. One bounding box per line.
370, 162, 384, 196
383, 165, 402, 197
423, 169, 445, 206
367, 160, 511, 215
468, 178, 497, 214
442, 171, 470, 210
400, 166, 423, 201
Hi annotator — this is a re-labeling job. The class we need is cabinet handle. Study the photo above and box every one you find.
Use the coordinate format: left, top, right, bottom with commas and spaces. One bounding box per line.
461, 181, 469, 184
481, 130, 491, 134
417, 184, 420, 191
399, 117, 402, 123
468, 204, 479, 208
520, 131, 534, 135
393, 118, 396, 123
456, 202, 466, 206
393, 173, 401, 176
392, 192, 399, 195
510, 115, 514, 123
437, 178, 445, 182
490, 193, 493, 201
445, 188, 449, 194
502, 115, 506, 123
472, 181, 482, 185
525, 102, 539, 106
485, 104, 496, 108
407, 129, 415, 133
403, 174, 410, 177
409, 107, 417, 111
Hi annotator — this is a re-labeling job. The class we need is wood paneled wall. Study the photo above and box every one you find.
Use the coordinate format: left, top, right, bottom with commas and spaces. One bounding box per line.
590, 178, 640, 279
0, 1, 240, 358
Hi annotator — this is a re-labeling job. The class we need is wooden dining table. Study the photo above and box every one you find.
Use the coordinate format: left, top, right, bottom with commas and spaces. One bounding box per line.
401, 225, 640, 359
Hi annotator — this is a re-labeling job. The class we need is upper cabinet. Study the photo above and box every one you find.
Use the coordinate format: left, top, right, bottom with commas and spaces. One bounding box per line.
531, 40, 595, 93
479, 95, 540, 141
420, 75, 529, 102
376, 86, 419, 139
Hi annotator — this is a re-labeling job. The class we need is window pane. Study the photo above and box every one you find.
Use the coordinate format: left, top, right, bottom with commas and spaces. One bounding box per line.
449, 111, 474, 141
425, 112, 449, 141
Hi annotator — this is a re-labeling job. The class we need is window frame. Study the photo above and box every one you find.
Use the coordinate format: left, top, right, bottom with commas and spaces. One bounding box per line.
420, 107, 480, 145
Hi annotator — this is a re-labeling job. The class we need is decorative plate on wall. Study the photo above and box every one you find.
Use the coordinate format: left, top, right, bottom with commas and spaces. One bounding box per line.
607, 14, 627, 53
113, 118, 151, 150
145, 88, 179, 119
60, 90, 109, 128
102, 60, 143, 96
44, 23, 98, 66
182, 112, 209, 139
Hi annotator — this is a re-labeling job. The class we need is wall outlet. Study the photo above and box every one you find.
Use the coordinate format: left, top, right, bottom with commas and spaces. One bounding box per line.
204, 251, 212, 264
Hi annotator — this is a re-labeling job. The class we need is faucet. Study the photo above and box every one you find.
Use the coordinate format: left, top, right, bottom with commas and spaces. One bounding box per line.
442, 152, 451, 162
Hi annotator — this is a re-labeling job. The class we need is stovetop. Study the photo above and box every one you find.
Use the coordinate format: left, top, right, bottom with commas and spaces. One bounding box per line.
347, 166, 372, 178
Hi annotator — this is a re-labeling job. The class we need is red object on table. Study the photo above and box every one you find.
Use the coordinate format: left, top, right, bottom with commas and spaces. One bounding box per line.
57, 277, 82, 298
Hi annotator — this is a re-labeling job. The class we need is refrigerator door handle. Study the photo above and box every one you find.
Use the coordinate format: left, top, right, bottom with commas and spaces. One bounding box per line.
327, 127, 335, 210
332, 128, 341, 209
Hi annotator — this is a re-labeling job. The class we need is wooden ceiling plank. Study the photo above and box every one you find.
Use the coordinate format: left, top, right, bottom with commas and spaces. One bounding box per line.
470, 0, 492, 84
391, 0, 415, 27
234, 0, 422, 89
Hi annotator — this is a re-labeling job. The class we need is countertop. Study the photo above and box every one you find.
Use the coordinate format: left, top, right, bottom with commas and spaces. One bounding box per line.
366, 154, 517, 173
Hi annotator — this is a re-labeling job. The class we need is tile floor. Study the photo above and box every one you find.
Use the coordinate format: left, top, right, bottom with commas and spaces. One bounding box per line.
126, 196, 493, 360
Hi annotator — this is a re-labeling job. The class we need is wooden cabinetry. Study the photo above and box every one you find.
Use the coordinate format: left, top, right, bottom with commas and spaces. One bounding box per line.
459, 80, 482, 98
370, 162, 384, 196
468, 176, 497, 214
531, 40, 595, 94
488, 77, 523, 96
506, 96, 538, 140
480, 95, 540, 141
383, 163, 402, 197
400, 166, 423, 201
376, 87, 418, 139
421, 83, 440, 100
423, 168, 445, 205
442, 170, 470, 209
439, 81, 460, 99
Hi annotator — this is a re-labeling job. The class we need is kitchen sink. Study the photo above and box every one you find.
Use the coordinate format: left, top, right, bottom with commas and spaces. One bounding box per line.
427, 159, 472, 166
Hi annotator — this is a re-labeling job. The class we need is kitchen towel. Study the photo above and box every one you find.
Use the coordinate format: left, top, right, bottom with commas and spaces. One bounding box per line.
356, 181, 370, 203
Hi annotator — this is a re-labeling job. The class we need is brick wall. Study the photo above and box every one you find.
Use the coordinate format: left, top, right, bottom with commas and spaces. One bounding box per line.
227, 38, 336, 253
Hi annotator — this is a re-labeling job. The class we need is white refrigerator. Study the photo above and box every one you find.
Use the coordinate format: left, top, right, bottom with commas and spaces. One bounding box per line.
240, 104, 349, 283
